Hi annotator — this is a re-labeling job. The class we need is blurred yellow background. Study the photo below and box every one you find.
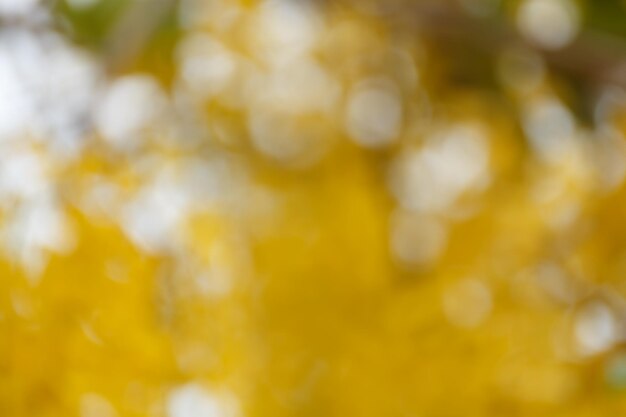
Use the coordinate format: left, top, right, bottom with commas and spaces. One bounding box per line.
3, 0, 626, 416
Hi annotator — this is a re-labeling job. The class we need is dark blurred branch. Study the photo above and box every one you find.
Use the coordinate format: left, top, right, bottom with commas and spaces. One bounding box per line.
104, 0, 177, 73
384, 2, 626, 88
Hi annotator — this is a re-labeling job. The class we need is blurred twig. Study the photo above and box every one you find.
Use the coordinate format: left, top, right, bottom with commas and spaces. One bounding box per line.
104, 0, 177, 73
383, 2, 626, 88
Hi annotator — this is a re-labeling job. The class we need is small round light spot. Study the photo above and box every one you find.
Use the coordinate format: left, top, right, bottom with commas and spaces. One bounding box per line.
443, 279, 493, 328
517, 0, 580, 50
167, 383, 238, 417
80, 393, 119, 417
575, 301, 616, 356
346, 77, 403, 148
389, 210, 447, 267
